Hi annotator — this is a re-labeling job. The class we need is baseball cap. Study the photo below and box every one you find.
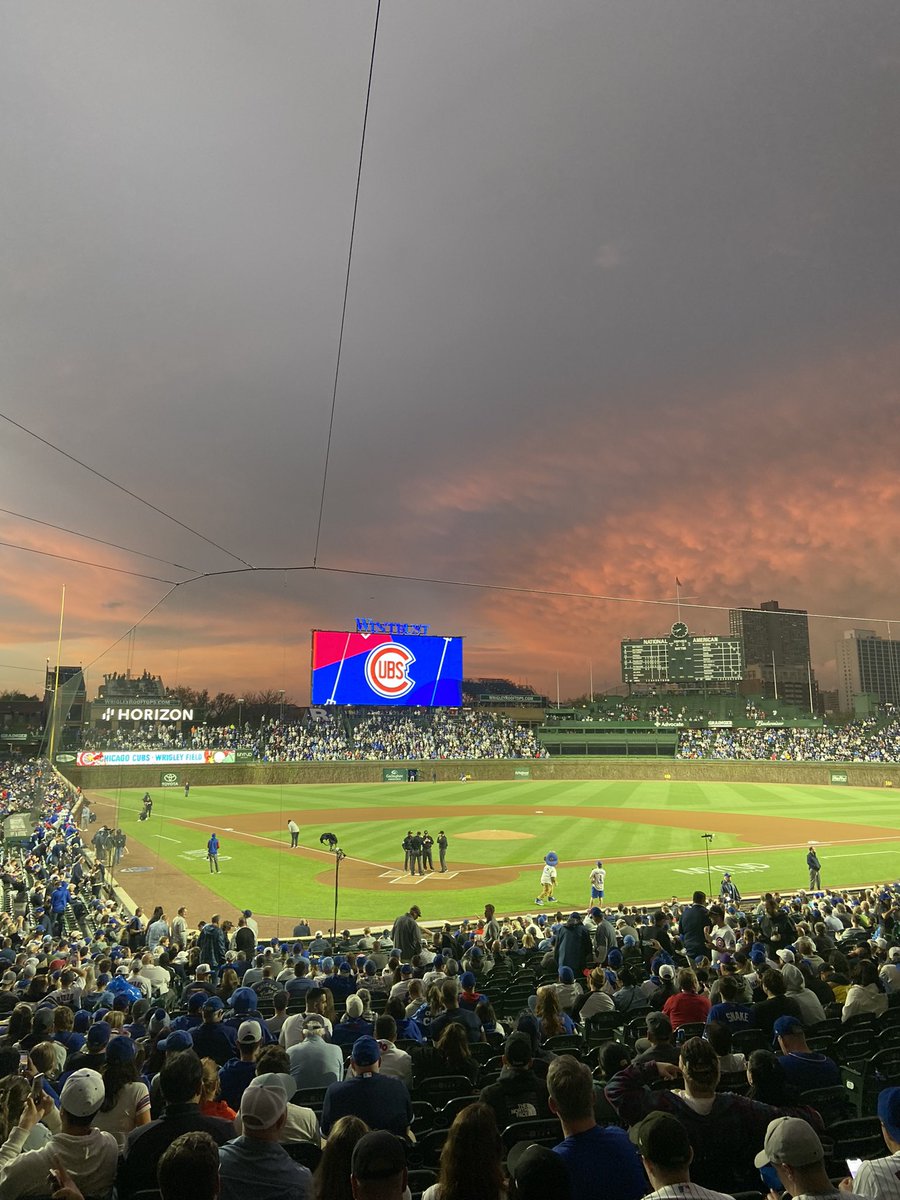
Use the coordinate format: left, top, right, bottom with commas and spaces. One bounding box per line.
105, 1035, 137, 1063
878, 1087, 900, 1141
160, 1029, 193, 1053
237, 1020, 262, 1044
629, 1112, 692, 1167
750, 948, 767, 965
460, 972, 477, 989
203, 996, 224, 1011
60, 1068, 105, 1117
351, 1035, 381, 1067
506, 1142, 572, 1194
658, 964, 675, 980
772, 1016, 804, 1043
86, 1023, 111, 1049
302, 1014, 327, 1035
148, 1009, 170, 1036
754, 1117, 824, 1169
231, 987, 256, 1012
240, 1080, 287, 1131
889, 947, 900, 962
188, 992, 207, 1010
558, 967, 575, 984
504, 1032, 533, 1068
776, 949, 795, 964
196, 963, 211, 976
351, 1131, 408, 1182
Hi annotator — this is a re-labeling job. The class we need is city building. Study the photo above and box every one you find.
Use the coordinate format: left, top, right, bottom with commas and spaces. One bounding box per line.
729, 600, 816, 710
836, 628, 900, 711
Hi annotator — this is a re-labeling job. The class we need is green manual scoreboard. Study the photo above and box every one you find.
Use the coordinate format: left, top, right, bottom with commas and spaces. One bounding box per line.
621, 622, 743, 684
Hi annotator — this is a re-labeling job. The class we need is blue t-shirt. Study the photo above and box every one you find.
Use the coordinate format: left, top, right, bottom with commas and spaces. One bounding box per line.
553, 1124, 647, 1200
707, 1001, 754, 1028
321, 1073, 412, 1137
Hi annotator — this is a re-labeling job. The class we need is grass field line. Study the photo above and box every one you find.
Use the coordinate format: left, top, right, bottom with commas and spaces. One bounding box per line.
416, 832, 900, 876
165, 810, 900, 879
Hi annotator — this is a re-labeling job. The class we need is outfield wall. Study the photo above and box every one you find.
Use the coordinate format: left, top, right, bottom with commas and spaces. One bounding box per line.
59, 757, 900, 790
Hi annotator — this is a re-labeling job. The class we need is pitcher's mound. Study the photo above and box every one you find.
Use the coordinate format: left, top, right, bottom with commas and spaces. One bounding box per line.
458, 829, 534, 841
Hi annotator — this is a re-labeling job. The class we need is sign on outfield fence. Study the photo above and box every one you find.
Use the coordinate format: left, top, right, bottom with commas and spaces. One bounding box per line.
514, 766, 531, 779
830, 771, 849, 785
160, 772, 181, 787
382, 768, 407, 782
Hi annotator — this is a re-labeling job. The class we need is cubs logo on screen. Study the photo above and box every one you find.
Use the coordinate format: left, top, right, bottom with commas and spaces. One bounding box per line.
365, 642, 416, 699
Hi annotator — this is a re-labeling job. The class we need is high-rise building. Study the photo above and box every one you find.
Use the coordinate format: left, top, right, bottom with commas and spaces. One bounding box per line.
729, 600, 816, 709
836, 629, 900, 711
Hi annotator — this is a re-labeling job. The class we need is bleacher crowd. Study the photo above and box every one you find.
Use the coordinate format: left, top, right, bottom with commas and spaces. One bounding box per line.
80, 709, 546, 763
0, 756, 898, 1199
677, 718, 900, 762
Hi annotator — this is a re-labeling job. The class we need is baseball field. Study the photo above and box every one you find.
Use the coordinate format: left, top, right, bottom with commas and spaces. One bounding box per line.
81, 776, 900, 936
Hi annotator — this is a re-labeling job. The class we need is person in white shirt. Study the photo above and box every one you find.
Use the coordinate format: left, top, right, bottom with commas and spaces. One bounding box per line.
879, 948, 900, 996
0, 1069, 119, 1200
841, 1086, 900, 1200
589, 862, 607, 907
630, 1110, 736, 1200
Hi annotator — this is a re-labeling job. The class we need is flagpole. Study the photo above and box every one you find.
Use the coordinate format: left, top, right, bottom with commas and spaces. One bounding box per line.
556, 672, 560, 709
675, 578, 681, 623
771, 649, 779, 702
807, 661, 815, 715
589, 660, 594, 704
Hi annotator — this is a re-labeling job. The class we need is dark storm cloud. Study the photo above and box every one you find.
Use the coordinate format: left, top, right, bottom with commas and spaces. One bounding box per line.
1, 2, 898, 698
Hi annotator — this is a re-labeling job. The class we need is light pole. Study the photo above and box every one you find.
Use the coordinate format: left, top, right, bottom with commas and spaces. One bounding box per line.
319, 832, 346, 941
701, 833, 714, 899
237, 698, 244, 729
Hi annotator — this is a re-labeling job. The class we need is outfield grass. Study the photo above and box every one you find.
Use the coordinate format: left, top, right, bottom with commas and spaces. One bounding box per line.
90, 778, 900, 924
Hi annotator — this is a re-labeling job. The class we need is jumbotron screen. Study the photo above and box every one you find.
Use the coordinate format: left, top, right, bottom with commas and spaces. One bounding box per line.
311, 630, 464, 706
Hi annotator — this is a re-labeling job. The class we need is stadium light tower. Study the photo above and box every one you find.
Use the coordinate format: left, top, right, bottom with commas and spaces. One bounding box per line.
237, 698, 244, 728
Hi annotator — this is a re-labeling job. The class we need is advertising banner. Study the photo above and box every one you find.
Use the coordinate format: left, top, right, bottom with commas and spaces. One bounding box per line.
830, 771, 849, 785
514, 766, 531, 778
382, 768, 407, 782
235, 749, 255, 762
312, 630, 463, 706
76, 749, 236, 767
160, 771, 181, 787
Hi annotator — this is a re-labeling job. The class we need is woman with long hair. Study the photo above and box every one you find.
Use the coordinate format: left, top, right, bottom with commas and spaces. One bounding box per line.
312, 1115, 368, 1200
413, 1022, 480, 1086
1, 1004, 32, 1047
199, 1056, 235, 1120
422, 1103, 504, 1200
0, 1076, 54, 1151
92, 1036, 151, 1145
217, 968, 239, 1003
842, 957, 888, 1022
535, 986, 574, 1042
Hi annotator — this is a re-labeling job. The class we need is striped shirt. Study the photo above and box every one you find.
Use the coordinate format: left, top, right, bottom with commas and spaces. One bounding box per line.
853, 1153, 900, 1200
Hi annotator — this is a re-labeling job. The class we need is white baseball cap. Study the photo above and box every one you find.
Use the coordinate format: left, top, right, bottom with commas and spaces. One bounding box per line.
60, 1069, 106, 1118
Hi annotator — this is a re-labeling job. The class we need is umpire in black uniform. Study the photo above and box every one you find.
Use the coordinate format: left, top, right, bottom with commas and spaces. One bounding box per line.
437, 831, 448, 872
409, 831, 424, 875
422, 831, 434, 872
402, 831, 413, 873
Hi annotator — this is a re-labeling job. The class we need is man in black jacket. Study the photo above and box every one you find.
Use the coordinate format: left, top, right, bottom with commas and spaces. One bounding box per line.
479, 1032, 550, 1127
118, 1051, 233, 1198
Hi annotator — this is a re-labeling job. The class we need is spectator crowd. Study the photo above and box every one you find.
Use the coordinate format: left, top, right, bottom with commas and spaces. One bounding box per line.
0, 753, 898, 1199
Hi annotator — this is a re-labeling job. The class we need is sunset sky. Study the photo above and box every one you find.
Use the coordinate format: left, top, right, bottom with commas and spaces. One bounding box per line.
2, 2, 899, 704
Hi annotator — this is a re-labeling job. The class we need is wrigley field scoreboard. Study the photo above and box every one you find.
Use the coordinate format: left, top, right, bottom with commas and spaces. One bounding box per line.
621, 622, 743, 684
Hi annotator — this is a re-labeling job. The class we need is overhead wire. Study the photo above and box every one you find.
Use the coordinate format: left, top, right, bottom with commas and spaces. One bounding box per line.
0, 410, 255, 568
0, 538, 177, 584
0, 507, 198, 572
312, 0, 382, 567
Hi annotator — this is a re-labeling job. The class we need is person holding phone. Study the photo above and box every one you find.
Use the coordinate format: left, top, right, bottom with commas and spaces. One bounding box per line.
839, 1086, 900, 1198
0, 1076, 54, 1153
0, 1069, 118, 1200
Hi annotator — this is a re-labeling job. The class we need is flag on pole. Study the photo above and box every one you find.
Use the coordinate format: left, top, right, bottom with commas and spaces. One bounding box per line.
675, 577, 682, 587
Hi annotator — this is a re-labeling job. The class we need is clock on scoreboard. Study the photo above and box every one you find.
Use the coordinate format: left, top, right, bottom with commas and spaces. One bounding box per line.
621, 623, 743, 684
